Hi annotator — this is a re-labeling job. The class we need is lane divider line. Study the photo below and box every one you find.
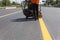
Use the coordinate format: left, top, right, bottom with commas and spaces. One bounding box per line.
39, 18, 52, 40
0, 10, 22, 18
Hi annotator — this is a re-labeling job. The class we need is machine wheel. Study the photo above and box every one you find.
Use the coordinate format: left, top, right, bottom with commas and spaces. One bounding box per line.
26, 16, 28, 19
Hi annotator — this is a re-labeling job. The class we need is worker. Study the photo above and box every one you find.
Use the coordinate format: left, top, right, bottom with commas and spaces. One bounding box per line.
30, 0, 39, 20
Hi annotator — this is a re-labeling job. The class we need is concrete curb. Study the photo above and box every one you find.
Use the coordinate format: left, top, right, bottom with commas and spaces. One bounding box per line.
5, 7, 16, 9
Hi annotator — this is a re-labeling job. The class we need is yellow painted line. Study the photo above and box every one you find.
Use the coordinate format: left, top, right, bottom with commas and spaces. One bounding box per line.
39, 18, 52, 40
0, 11, 21, 18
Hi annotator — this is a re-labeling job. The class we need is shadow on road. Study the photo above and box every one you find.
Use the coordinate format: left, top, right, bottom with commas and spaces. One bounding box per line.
11, 18, 35, 22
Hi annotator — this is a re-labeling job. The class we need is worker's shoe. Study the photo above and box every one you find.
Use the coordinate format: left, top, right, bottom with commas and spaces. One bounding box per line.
38, 12, 42, 18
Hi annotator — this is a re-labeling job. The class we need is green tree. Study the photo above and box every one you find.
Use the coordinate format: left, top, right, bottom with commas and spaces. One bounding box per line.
6, 0, 11, 6
46, 0, 50, 5
0, 1, 3, 6
2, 0, 11, 6
12, 1, 16, 5
56, 0, 58, 4
2, 0, 6, 6
50, 0, 54, 5
50, 0, 53, 3
55, 1, 60, 7
46, 0, 54, 5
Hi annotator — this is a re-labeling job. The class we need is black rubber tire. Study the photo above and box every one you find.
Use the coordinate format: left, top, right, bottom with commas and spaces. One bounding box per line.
26, 16, 28, 19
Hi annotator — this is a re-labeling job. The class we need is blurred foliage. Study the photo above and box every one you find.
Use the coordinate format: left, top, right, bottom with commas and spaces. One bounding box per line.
57, 2, 60, 6
0, 0, 18, 7
44, 0, 60, 7
2, 0, 11, 6
55, 1, 60, 7
0, 0, 11, 7
0, 1, 3, 7
12, 1, 16, 5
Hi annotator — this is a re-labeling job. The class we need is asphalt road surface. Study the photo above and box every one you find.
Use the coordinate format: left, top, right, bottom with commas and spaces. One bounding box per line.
0, 7, 60, 40
0, 8, 42, 40
41, 7, 60, 40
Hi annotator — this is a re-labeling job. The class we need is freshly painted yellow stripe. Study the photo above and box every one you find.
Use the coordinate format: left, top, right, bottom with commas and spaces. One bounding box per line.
39, 18, 52, 40
0, 11, 21, 18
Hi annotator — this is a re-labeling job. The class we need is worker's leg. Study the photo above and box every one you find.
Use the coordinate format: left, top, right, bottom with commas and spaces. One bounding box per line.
35, 4, 38, 19
32, 4, 35, 18
31, 4, 36, 20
